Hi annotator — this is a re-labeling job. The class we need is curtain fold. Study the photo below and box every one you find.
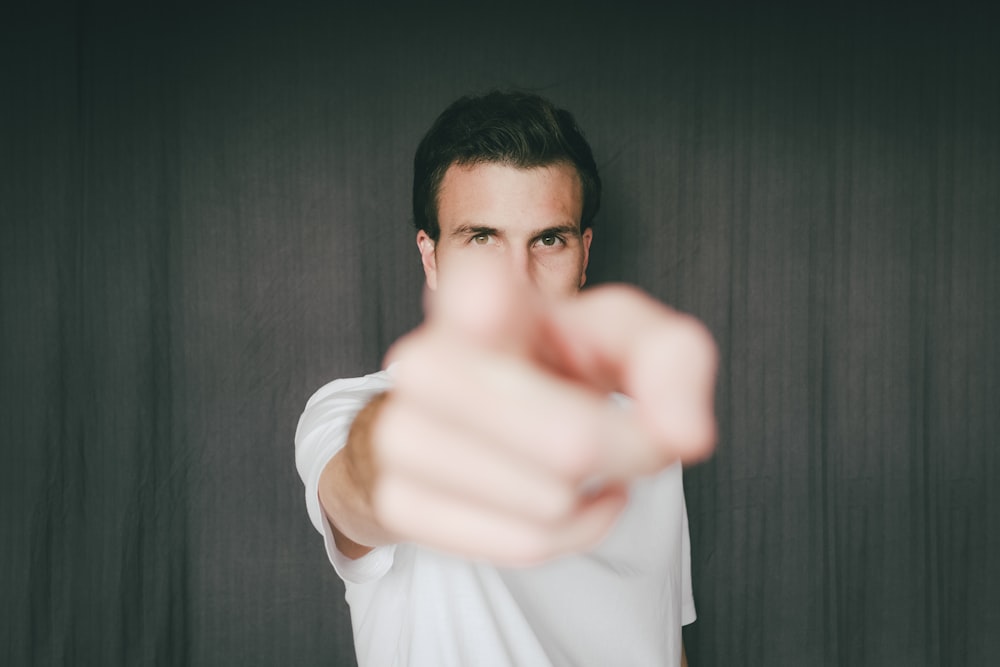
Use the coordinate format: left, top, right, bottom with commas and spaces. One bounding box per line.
2, 4, 996, 666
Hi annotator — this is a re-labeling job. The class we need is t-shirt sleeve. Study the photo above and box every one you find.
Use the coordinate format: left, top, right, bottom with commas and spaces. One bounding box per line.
294, 370, 396, 583
680, 489, 697, 625
614, 391, 698, 626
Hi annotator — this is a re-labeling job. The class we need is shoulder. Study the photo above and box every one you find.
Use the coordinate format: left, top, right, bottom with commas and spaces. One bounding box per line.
303, 368, 395, 410
295, 368, 395, 447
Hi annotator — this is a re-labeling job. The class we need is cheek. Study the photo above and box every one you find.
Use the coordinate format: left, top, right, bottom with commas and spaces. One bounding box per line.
536, 254, 586, 296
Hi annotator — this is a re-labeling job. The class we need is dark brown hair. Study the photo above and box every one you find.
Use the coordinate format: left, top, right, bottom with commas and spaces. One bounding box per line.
412, 90, 602, 240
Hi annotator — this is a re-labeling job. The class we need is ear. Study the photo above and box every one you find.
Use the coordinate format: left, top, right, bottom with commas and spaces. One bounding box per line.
417, 230, 438, 290
579, 227, 594, 288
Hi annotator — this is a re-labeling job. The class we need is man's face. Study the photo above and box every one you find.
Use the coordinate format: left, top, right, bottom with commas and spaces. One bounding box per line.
417, 162, 593, 299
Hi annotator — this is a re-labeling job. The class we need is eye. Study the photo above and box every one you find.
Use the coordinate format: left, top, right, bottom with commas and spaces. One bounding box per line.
536, 234, 564, 247
471, 233, 491, 245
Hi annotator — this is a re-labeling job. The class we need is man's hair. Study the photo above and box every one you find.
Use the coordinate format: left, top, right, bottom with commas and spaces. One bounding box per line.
412, 90, 602, 241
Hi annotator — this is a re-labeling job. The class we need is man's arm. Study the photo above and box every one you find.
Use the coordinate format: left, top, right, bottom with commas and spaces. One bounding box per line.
317, 392, 391, 559
313, 266, 717, 567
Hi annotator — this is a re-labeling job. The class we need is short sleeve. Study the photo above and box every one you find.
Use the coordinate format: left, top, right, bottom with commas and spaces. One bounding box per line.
680, 488, 697, 625
294, 369, 396, 582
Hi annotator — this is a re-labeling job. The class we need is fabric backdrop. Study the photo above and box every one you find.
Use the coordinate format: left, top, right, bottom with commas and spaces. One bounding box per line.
2, 3, 997, 666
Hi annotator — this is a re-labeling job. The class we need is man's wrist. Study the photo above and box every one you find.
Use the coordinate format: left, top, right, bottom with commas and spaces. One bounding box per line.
343, 390, 391, 503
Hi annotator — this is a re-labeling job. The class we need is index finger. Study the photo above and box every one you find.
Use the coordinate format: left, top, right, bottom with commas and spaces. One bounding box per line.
543, 285, 718, 462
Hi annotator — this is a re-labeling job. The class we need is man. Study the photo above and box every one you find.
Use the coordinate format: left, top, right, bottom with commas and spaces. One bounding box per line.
295, 91, 717, 666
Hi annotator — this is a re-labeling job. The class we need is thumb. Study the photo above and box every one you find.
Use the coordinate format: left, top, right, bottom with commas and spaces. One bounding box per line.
423, 252, 542, 356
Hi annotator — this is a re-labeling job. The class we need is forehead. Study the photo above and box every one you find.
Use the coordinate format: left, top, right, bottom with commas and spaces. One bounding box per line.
436, 162, 584, 230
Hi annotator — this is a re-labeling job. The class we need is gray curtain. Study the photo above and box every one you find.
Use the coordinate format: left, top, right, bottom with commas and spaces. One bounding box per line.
2, 3, 997, 666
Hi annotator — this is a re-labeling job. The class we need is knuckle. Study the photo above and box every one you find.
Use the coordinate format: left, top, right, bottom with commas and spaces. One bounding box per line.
546, 418, 601, 480
531, 485, 579, 524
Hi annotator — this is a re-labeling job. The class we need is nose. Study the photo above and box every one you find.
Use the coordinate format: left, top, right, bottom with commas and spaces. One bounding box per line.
507, 245, 537, 289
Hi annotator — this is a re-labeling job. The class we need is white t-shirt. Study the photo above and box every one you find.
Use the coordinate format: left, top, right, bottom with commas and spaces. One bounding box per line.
295, 369, 696, 667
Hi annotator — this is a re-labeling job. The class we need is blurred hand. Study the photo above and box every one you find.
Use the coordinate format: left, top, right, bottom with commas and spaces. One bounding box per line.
366, 258, 717, 566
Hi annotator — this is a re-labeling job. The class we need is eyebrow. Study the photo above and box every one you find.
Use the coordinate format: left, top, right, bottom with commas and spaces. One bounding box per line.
448, 223, 581, 239
449, 224, 499, 239
533, 224, 582, 239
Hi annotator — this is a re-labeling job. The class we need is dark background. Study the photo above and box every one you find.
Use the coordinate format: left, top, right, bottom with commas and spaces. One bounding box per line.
2, 2, 997, 666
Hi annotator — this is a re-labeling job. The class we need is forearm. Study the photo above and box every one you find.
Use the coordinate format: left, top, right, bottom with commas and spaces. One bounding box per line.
317, 391, 396, 559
